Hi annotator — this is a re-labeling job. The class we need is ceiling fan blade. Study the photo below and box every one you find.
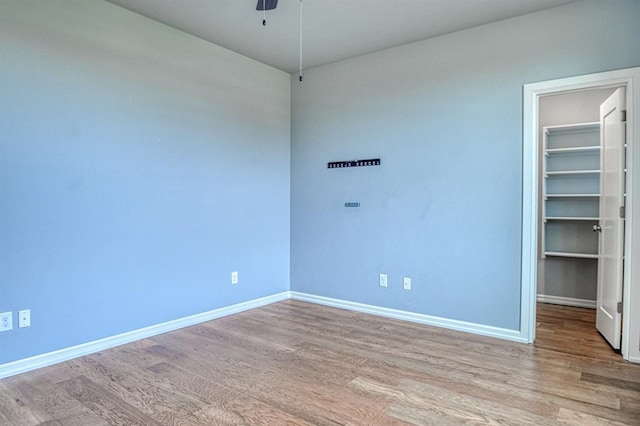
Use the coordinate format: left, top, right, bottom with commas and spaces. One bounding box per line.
256, 0, 278, 11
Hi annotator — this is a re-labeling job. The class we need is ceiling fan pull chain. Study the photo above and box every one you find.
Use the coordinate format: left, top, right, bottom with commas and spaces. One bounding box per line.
263, 0, 266, 25
299, 0, 303, 81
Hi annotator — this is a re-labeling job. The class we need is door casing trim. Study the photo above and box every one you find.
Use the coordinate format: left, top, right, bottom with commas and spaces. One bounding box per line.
521, 67, 640, 361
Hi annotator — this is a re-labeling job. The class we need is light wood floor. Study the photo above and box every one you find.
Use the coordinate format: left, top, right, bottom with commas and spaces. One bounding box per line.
535, 302, 623, 362
1, 300, 639, 425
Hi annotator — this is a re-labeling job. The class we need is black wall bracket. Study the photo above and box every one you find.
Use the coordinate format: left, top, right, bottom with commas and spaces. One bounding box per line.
328, 158, 381, 169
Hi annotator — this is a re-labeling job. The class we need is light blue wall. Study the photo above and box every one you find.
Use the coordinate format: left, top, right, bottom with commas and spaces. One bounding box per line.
0, 1, 290, 364
290, 0, 640, 330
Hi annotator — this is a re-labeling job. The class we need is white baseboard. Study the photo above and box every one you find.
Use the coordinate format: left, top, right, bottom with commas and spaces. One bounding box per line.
1, 290, 561, 380
0, 292, 290, 380
290, 292, 527, 344
537, 294, 596, 309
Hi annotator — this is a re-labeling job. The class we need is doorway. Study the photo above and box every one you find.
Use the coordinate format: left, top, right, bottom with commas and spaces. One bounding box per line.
536, 87, 620, 355
520, 67, 640, 363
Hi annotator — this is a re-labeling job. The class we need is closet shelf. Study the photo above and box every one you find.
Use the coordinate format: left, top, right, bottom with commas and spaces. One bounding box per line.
544, 251, 599, 259
543, 122, 599, 131
545, 193, 599, 198
545, 146, 600, 155
544, 216, 599, 221
545, 170, 600, 176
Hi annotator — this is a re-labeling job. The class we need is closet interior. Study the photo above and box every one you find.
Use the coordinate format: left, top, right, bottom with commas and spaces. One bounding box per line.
536, 87, 619, 352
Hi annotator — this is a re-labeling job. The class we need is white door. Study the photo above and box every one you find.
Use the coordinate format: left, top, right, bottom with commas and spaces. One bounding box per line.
596, 87, 626, 350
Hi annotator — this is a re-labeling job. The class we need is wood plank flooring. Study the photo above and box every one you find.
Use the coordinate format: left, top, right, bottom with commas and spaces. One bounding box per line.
535, 302, 623, 362
1, 300, 639, 425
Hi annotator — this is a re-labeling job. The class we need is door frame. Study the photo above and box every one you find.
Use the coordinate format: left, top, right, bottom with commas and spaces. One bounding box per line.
521, 67, 640, 362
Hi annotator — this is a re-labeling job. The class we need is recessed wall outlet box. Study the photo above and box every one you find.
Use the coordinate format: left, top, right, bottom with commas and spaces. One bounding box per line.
379, 273, 388, 287
0, 312, 13, 332
19, 309, 30, 328
403, 277, 411, 291
231, 271, 239, 285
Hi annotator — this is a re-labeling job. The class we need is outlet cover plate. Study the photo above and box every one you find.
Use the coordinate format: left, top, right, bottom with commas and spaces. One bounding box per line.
0, 312, 13, 332
379, 273, 388, 287
19, 309, 30, 328
403, 277, 411, 291
231, 271, 239, 285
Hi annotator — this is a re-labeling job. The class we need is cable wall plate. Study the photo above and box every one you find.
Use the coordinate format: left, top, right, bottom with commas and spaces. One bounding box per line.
328, 158, 381, 169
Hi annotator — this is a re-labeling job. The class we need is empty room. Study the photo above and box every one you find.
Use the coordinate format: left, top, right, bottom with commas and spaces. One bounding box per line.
2, 0, 640, 424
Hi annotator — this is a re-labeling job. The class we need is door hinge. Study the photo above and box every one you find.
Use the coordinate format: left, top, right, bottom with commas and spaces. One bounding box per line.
621, 110, 627, 122
617, 302, 623, 314
620, 206, 625, 218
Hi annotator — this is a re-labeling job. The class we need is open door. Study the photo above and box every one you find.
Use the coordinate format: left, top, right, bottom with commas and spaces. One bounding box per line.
595, 87, 626, 350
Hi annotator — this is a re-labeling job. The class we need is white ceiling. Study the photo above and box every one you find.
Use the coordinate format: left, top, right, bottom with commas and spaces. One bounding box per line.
107, 0, 580, 74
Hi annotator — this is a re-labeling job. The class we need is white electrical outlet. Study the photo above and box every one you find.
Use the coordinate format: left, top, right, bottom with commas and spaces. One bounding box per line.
379, 273, 388, 287
231, 271, 239, 285
19, 309, 31, 328
0, 312, 13, 332
403, 277, 411, 291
